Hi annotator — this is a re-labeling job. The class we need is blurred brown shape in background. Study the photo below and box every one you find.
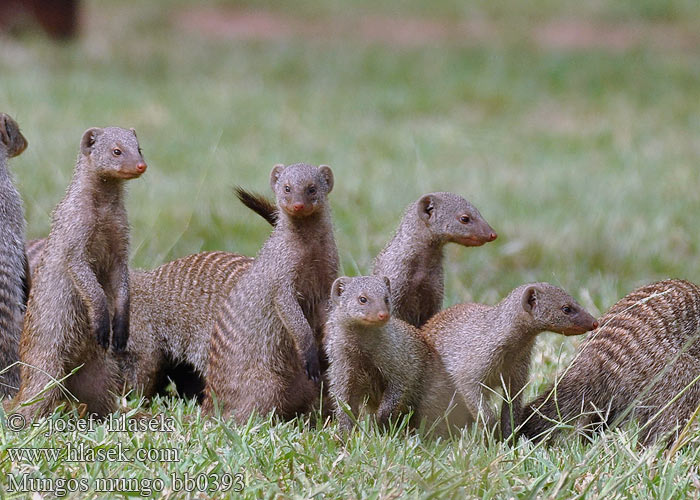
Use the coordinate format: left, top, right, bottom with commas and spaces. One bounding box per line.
0, 0, 79, 40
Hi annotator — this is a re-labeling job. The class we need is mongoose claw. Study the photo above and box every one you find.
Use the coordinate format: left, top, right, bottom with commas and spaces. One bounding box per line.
304, 355, 321, 383
111, 315, 129, 352
95, 313, 111, 350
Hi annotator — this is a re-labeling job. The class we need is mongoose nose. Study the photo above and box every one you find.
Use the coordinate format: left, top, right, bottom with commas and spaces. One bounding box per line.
136, 162, 147, 173
377, 311, 388, 321
293, 202, 305, 212
592, 320, 599, 329
488, 232, 498, 241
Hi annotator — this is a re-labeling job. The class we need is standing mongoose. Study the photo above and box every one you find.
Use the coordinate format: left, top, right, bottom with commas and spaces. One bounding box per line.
14, 126, 146, 418
25, 240, 253, 400
421, 283, 598, 438
521, 279, 700, 446
204, 163, 339, 421
372, 192, 497, 328
236, 190, 498, 329
0, 113, 29, 398
325, 275, 430, 430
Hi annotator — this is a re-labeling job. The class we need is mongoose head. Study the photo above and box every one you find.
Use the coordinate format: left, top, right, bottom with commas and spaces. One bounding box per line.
520, 283, 598, 336
270, 163, 333, 218
331, 275, 392, 327
0, 113, 28, 158
80, 127, 147, 180
416, 192, 497, 247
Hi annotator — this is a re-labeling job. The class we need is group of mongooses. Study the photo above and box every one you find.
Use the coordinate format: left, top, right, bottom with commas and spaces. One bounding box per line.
2, 112, 700, 446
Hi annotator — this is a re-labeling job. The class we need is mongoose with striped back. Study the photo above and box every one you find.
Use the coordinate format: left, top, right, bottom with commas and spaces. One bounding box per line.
25, 240, 252, 400
421, 283, 598, 438
325, 275, 430, 429
520, 279, 700, 446
236, 190, 497, 328
121, 251, 252, 399
204, 163, 338, 421
14, 127, 146, 418
0, 113, 29, 398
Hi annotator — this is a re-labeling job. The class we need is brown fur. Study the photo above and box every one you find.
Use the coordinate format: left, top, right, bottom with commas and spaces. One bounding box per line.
13, 127, 146, 418
26, 241, 252, 401
204, 163, 338, 422
121, 251, 252, 399
0, 113, 29, 398
521, 279, 700, 446
372, 192, 497, 327
325, 275, 430, 429
421, 283, 597, 438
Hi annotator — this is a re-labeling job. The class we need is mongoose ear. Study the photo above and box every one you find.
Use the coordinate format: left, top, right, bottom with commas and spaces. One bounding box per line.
521, 285, 538, 314
0, 114, 28, 158
319, 165, 334, 193
417, 194, 435, 223
331, 277, 348, 304
383, 276, 391, 294
130, 128, 138, 139
81, 128, 103, 156
270, 164, 285, 191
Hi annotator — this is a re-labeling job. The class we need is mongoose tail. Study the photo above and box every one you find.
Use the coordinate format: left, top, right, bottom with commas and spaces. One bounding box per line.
234, 187, 277, 226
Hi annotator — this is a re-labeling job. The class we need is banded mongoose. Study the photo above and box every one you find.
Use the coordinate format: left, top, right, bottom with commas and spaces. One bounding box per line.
421, 283, 598, 438
122, 251, 252, 399
204, 163, 339, 421
0, 113, 29, 398
325, 275, 430, 430
372, 192, 497, 328
237, 190, 498, 329
25, 240, 253, 400
14, 127, 146, 418
521, 279, 700, 446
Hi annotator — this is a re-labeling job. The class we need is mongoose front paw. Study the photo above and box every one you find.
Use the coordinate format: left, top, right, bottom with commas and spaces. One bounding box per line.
95, 313, 111, 349
304, 352, 321, 383
111, 314, 129, 352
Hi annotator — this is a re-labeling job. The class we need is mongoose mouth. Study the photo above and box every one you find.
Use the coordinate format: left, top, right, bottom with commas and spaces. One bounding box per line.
115, 164, 147, 179
560, 321, 598, 336
454, 235, 493, 247
281, 204, 317, 218
357, 316, 390, 326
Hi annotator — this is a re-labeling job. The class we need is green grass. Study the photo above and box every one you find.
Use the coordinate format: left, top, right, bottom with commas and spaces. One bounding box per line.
1, 0, 700, 497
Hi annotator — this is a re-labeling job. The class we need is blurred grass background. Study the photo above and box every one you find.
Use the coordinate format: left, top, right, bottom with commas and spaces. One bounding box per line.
1, 0, 700, 496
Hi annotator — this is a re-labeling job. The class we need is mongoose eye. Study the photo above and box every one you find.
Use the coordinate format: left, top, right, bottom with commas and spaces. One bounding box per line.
562, 305, 573, 314
384, 296, 389, 305
308, 186, 317, 195
358, 296, 368, 304
138, 147, 143, 155
459, 215, 471, 224
284, 185, 291, 193
112, 148, 122, 156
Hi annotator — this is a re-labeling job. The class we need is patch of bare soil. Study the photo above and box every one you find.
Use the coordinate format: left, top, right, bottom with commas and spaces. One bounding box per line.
173, 7, 700, 52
